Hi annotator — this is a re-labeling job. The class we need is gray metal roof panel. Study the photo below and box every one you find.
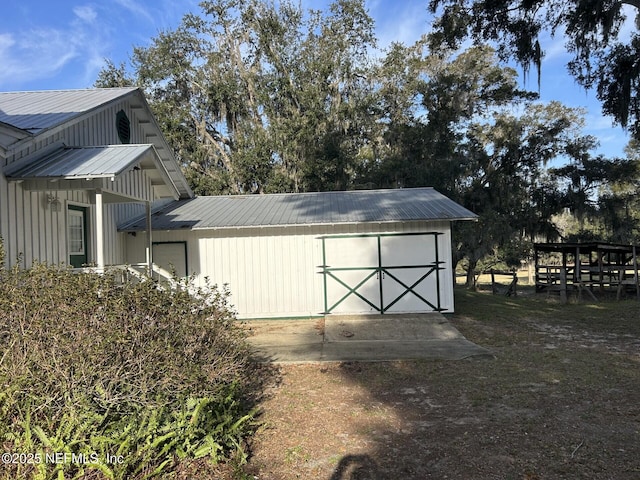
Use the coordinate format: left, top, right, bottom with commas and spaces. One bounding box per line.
0, 88, 137, 134
4, 144, 153, 179
119, 188, 477, 231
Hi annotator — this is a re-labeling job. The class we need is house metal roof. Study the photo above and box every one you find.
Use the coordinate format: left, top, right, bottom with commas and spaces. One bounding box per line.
0, 88, 193, 199
119, 187, 477, 232
4, 145, 154, 180
0, 88, 138, 134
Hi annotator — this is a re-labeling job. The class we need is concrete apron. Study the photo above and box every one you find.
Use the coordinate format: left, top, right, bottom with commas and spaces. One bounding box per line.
243, 313, 493, 363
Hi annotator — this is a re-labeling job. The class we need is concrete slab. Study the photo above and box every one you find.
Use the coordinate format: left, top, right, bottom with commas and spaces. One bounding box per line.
324, 314, 464, 342
243, 313, 493, 363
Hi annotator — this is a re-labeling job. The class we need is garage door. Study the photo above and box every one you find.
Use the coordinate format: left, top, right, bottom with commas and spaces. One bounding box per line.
321, 233, 445, 314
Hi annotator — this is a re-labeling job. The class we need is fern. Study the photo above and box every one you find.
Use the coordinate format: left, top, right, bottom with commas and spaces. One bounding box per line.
0, 259, 260, 480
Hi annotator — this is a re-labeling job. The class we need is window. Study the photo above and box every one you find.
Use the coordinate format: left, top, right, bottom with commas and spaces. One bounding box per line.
68, 209, 85, 255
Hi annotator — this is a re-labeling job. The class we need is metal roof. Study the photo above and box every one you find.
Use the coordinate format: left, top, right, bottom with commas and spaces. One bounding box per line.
0, 88, 137, 134
5, 145, 154, 180
119, 187, 478, 232
0, 88, 193, 199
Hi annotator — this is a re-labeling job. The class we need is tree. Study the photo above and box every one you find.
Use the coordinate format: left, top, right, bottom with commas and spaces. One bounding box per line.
427, 0, 640, 139
362, 45, 537, 196
453, 101, 594, 286
551, 146, 640, 242
94, 60, 134, 88
96, 0, 380, 194
356, 45, 588, 286
95, 4, 618, 282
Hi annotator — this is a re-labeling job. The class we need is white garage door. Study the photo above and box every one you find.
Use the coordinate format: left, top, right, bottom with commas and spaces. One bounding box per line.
322, 233, 445, 314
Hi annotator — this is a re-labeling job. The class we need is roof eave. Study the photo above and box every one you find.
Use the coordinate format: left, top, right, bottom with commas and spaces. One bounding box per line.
119, 215, 478, 233
131, 90, 194, 200
145, 145, 181, 201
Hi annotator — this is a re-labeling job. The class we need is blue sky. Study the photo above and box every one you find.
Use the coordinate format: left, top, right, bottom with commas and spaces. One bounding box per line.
0, 0, 633, 158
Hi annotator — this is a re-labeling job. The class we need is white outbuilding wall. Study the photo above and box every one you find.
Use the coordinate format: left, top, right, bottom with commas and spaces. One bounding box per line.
125, 220, 455, 319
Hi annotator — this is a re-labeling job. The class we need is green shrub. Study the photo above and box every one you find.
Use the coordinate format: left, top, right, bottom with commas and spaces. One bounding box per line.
0, 250, 259, 480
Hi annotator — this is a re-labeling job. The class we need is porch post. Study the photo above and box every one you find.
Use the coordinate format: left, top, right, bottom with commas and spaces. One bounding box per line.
95, 189, 105, 270
145, 201, 152, 276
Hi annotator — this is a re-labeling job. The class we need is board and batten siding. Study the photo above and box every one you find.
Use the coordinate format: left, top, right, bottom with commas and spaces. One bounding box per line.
0, 98, 156, 268
125, 220, 454, 319
0, 176, 94, 267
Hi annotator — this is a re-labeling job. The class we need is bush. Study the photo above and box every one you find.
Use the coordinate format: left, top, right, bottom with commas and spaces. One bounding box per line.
0, 243, 259, 479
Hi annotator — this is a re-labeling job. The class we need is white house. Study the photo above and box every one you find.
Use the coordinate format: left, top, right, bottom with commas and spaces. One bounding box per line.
0, 88, 192, 272
1, 88, 477, 319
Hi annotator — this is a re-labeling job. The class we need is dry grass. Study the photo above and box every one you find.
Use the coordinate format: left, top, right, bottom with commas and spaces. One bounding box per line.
242, 288, 640, 480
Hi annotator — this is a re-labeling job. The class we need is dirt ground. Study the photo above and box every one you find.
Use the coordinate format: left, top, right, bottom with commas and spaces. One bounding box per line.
238, 289, 640, 480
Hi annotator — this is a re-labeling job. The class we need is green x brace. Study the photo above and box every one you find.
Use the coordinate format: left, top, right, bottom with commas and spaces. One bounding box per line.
325, 267, 380, 312
324, 264, 444, 313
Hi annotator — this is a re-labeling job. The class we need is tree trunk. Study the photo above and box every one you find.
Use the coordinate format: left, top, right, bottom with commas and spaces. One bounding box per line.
465, 257, 478, 290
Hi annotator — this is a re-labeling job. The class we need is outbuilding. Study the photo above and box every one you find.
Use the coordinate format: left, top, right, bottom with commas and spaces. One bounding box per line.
120, 188, 477, 319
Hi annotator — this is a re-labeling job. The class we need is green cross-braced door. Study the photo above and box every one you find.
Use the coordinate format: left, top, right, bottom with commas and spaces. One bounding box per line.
322, 232, 445, 314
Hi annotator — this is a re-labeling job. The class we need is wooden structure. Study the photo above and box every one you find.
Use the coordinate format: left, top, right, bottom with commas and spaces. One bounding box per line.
534, 242, 640, 301
490, 269, 518, 296
1, 89, 478, 319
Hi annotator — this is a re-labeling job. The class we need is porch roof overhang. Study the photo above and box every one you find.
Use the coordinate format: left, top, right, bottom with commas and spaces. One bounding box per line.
3, 144, 180, 201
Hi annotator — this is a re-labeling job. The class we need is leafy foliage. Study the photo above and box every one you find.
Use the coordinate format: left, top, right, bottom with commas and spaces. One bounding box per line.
97, 0, 380, 195
427, 0, 640, 139
551, 148, 640, 242
0, 251, 259, 479
94, 0, 640, 283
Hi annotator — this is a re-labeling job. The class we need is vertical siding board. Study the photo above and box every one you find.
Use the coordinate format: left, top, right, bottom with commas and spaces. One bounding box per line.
16, 183, 26, 266
240, 237, 253, 315
264, 236, 273, 313
0, 172, 9, 256
55, 195, 63, 264
274, 235, 284, 312
278, 235, 288, 312
22, 189, 33, 266
41, 192, 51, 263
29, 192, 40, 263
260, 236, 270, 313
8, 182, 19, 264
0, 176, 9, 262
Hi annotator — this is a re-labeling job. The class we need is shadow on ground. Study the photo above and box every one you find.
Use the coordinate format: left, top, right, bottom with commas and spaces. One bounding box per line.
246, 290, 640, 479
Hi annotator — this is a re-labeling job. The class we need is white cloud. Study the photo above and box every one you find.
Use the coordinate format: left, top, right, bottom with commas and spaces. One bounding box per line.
371, 1, 430, 50
539, 32, 570, 65
0, 0, 201, 90
0, 28, 79, 87
0, 2, 116, 90
73, 5, 98, 24
0, 33, 16, 52
113, 0, 154, 24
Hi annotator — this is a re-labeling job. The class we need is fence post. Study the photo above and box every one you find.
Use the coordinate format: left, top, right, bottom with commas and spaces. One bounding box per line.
560, 267, 568, 304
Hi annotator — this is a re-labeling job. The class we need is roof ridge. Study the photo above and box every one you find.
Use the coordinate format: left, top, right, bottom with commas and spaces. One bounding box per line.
0, 87, 138, 95
207, 187, 436, 199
